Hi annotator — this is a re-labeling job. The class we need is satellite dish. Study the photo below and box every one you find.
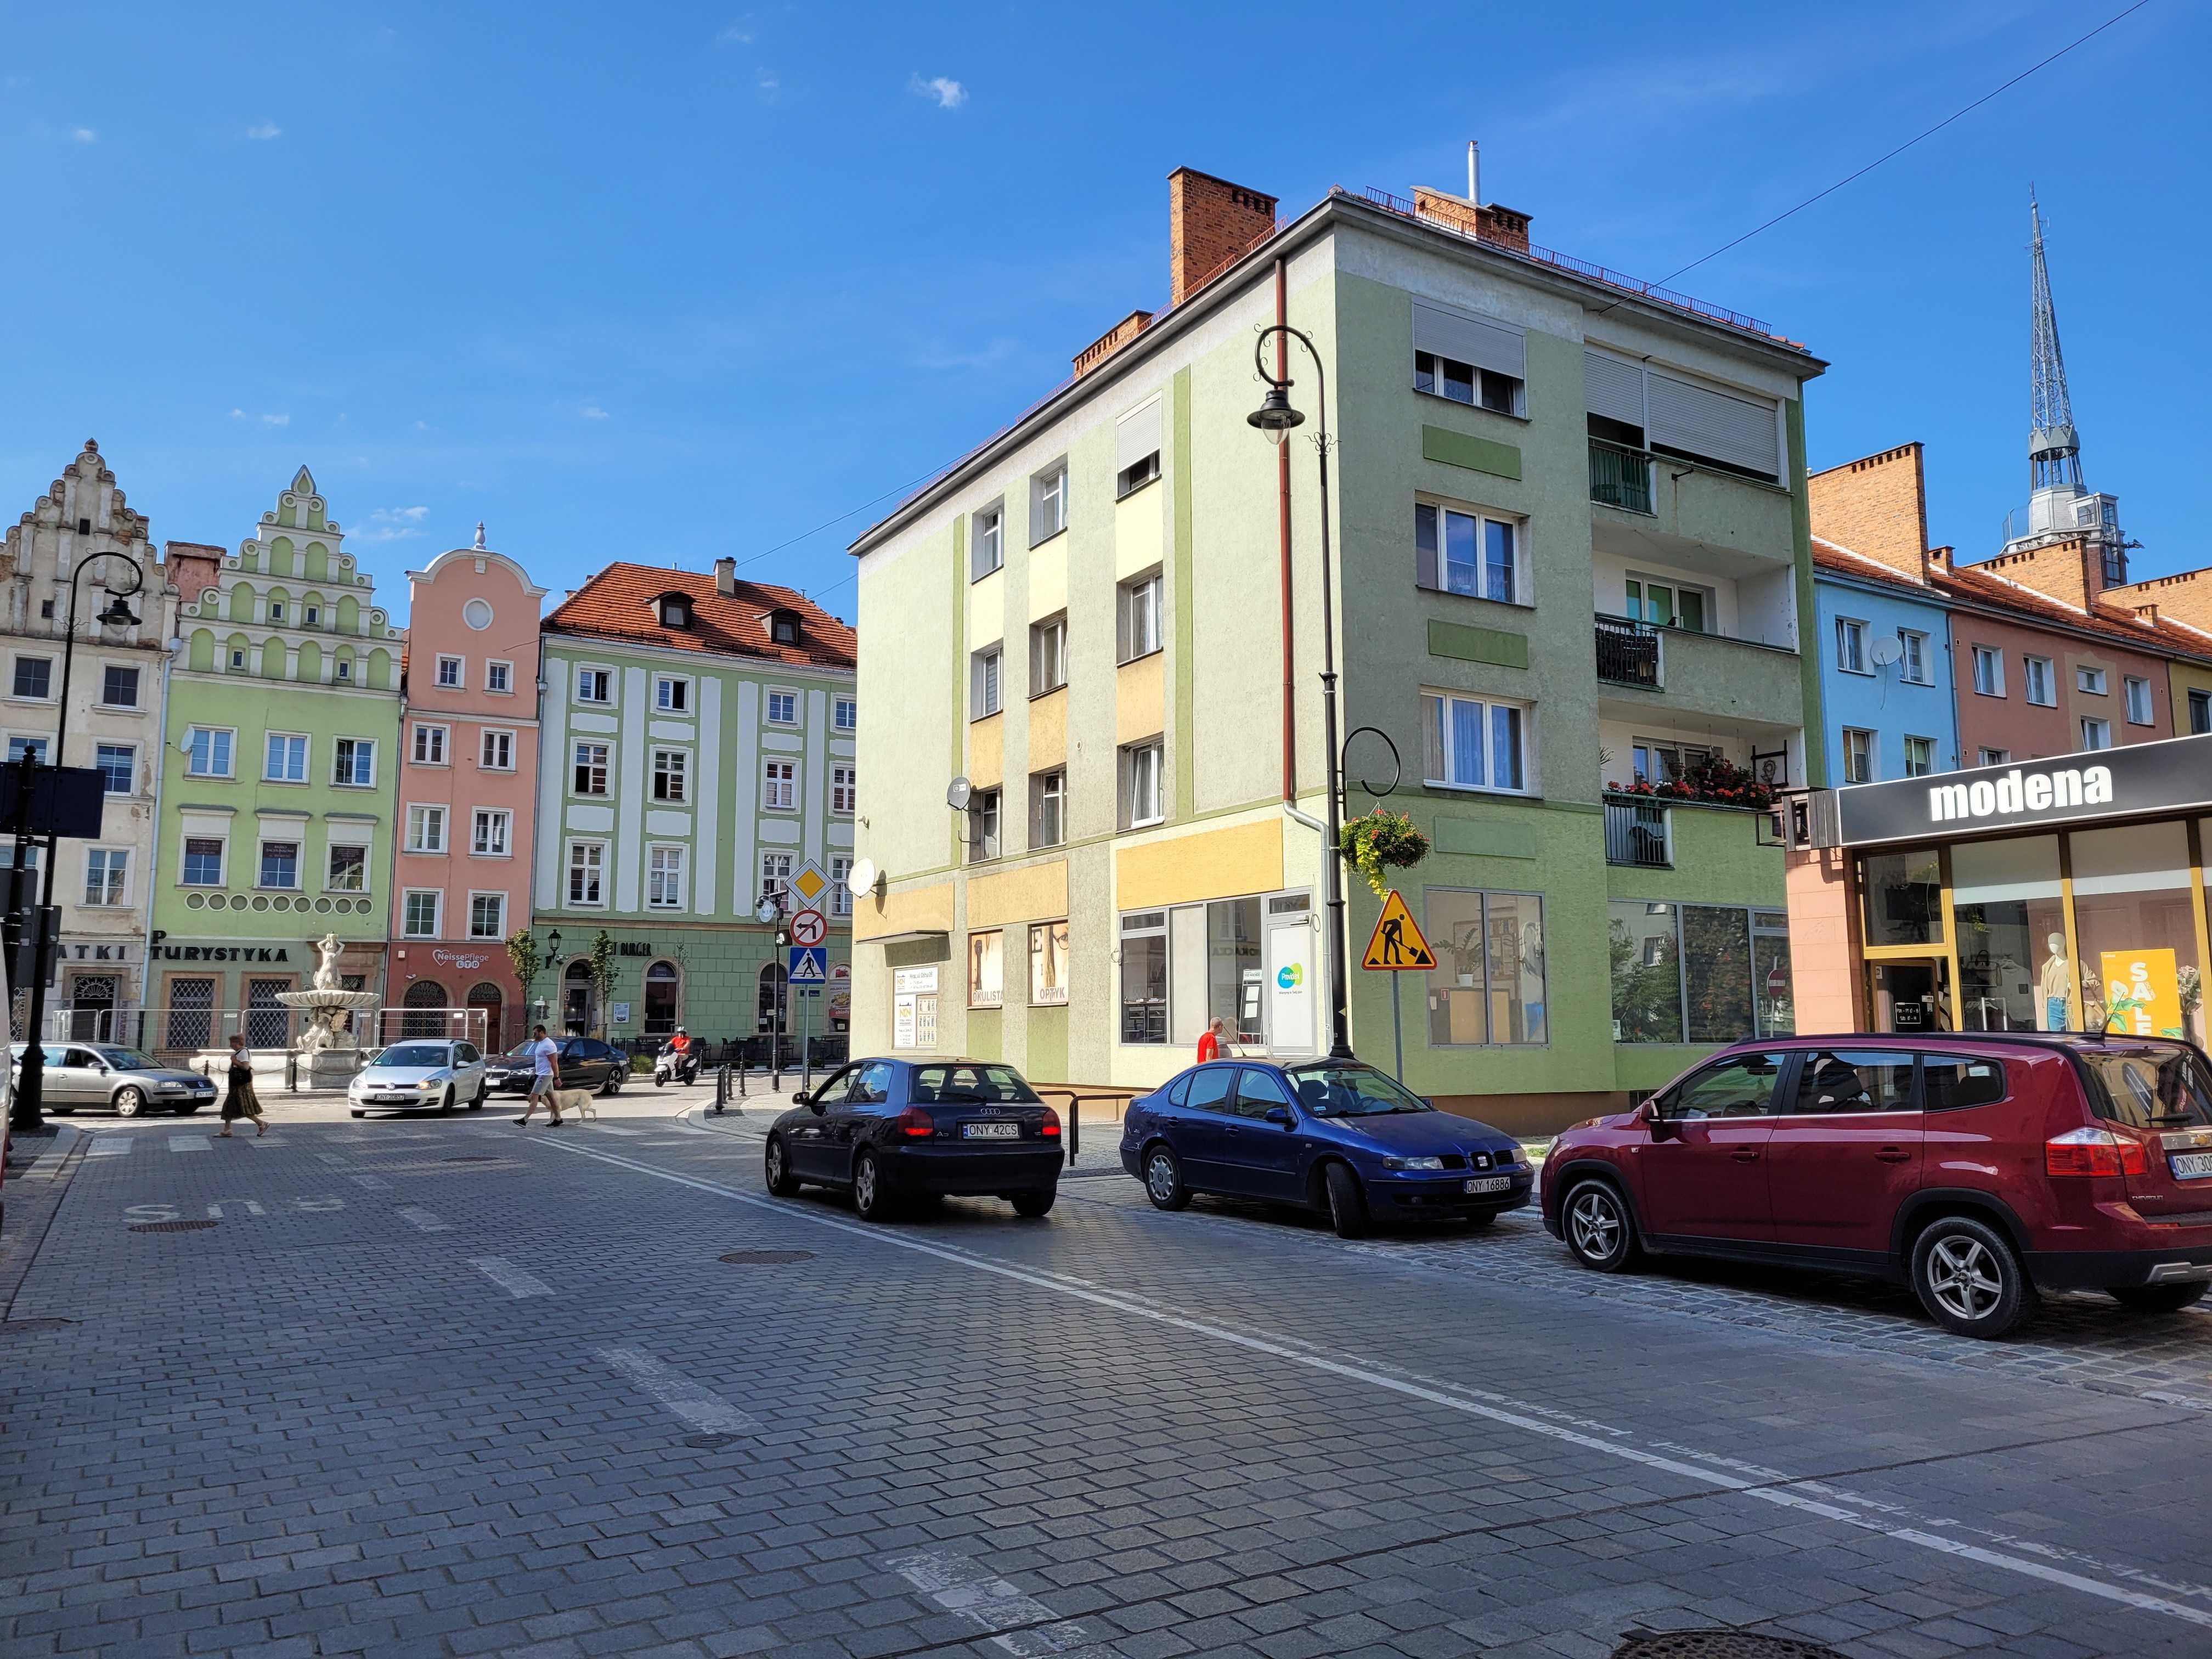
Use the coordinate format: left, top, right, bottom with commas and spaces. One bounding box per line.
1869, 637, 1903, 668
847, 857, 877, 898
946, 776, 972, 811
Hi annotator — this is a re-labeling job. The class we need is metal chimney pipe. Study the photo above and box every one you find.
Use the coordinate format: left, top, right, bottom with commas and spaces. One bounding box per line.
1466, 139, 1480, 204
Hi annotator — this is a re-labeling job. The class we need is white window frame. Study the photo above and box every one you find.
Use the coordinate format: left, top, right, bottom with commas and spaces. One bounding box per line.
762, 758, 797, 812
572, 741, 610, 797
1117, 572, 1162, 664
647, 844, 687, 909
325, 841, 368, 893
766, 688, 799, 725
82, 847, 130, 909
1902, 735, 1936, 777
401, 888, 443, 939
334, 652, 353, 682
2024, 655, 2056, 707
574, 665, 613, 704
1119, 740, 1164, 830
972, 501, 1005, 580
435, 654, 464, 690
1415, 501, 1526, 606
1971, 646, 2005, 698
759, 850, 792, 901
652, 747, 689, 804
1833, 617, 1868, 675
186, 726, 236, 780
467, 890, 506, 940
970, 646, 1002, 718
829, 854, 853, 918
566, 840, 607, 907
332, 736, 376, 788
484, 659, 513, 695
1030, 613, 1068, 695
412, 723, 449, 766
2075, 664, 2108, 696
478, 729, 515, 771
10, 654, 54, 701
94, 742, 136, 796
257, 838, 302, 891
1421, 691, 1534, 795
833, 695, 857, 733
831, 764, 856, 816
2081, 716, 2112, 751
1413, 349, 1525, 416
1842, 727, 1875, 784
405, 803, 448, 855
2125, 675, 2154, 725
1898, 629, 1929, 685
264, 731, 309, 783
98, 663, 140, 710
1030, 462, 1068, 546
654, 674, 691, 713
179, 836, 226, 888
1978, 747, 2011, 766
471, 808, 511, 857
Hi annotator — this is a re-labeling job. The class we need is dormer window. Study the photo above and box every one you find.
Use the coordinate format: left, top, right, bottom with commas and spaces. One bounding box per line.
767, 609, 800, 646
658, 593, 693, 629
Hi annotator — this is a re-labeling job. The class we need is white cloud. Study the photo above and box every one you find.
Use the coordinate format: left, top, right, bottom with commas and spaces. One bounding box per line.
911, 75, 966, 110
756, 69, 778, 97
70, 127, 95, 143
245, 121, 281, 140
354, 506, 430, 544
717, 24, 752, 43
579, 404, 610, 420
229, 409, 290, 426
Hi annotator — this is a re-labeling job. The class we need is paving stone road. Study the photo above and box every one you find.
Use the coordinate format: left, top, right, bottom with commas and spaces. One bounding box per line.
3, 1096, 2210, 1659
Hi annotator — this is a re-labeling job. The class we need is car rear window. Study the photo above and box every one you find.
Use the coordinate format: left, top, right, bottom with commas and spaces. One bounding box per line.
1920, 1055, 2006, 1110
910, 1064, 1040, 1104
2079, 1045, 2212, 1130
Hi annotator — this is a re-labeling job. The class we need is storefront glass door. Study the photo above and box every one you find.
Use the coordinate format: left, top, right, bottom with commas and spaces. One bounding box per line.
1869, 959, 1951, 1034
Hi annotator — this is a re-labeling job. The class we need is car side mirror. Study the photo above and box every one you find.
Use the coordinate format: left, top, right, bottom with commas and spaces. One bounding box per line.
1262, 1105, 1293, 1127
1645, 1098, 1681, 1141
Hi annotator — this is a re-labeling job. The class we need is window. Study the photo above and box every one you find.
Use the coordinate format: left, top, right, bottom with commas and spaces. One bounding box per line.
469, 893, 505, 940
265, 733, 307, 782
6, 736, 47, 766
654, 675, 689, 712
1415, 504, 1522, 605
2076, 665, 2108, 696
1030, 769, 1065, 848
1903, 736, 1935, 777
1631, 739, 1714, 785
1030, 463, 1068, 545
334, 656, 351, 681
2192, 690, 2212, 736
258, 840, 300, 890
1971, 646, 2005, 697
472, 809, 510, 856
768, 610, 799, 645
1978, 747, 2011, 766
479, 729, 514, 771
12, 657, 51, 699
967, 930, 1003, 1009
658, 595, 692, 629
652, 749, 688, 803
1117, 571, 1161, 662
486, 661, 511, 693
970, 646, 1002, 717
1791, 1049, 1917, 1114
333, 737, 374, 786
406, 805, 448, 854
1119, 740, 1163, 829
2081, 717, 2111, 751
647, 846, 686, 909
230, 648, 247, 670
1116, 449, 1159, 497
575, 667, 611, 703
269, 601, 285, 623
94, 743, 133, 795
2125, 676, 2153, 725
402, 890, 441, 938
182, 838, 224, 886
1029, 919, 1069, 1006
1116, 399, 1162, 498
1413, 350, 1522, 415
413, 724, 448, 765
967, 786, 1002, 861
1609, 902, 1793, 1043
831, 764, 856, 816
759, 850, 791, 901
1842, 727, 1874, 784
100, 664, 139, 708
762, 758, 796, 811
972, 503, 1004, 579
766, 690, 797, 724
1420, 692, 1529, 793
1833, 618, 1868, 675
1672, 1053, 1788, 1118
304, 604, 319, 625
829, 854, 853, 918
187, 726, 234, 778
833, 696, 856, 732
435, 655, 462, 689
1030, 614, 1068, 695
1119, 910, 1167, 1042
1424, 889, 1548, 1045
1922, 1056, 2007, 1111
567, 841, 605, 906
1622, 576, 1706, 633
1898, 630, 1929, 684
326, 844, 366, 891
0, 843, 37, 876
2024, 656, 2056, 706
83, 849, 128, 907
573, 742, 609, 795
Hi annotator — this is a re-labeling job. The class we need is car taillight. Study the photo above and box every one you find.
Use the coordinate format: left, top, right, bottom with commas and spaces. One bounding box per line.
1040, 1107, 1062, 1139
2045, 1124, 2146, 1178
896, 1107, 933, 1139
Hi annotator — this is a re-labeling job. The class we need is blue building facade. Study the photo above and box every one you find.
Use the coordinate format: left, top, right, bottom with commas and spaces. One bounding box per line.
1811, 556, 1959, 787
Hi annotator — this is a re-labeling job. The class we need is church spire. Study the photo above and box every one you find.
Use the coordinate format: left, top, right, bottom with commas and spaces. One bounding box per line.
2027, 190, 2083, 494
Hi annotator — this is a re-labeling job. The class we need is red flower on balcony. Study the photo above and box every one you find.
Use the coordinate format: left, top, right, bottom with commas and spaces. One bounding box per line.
1607, 753, 1774, 811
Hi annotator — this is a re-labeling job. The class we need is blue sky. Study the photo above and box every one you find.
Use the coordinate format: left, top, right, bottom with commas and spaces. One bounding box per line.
1, 1, 2203, 625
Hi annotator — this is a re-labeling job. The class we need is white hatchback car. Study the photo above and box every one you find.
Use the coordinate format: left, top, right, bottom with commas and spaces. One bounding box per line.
348, 1041, 489, 1118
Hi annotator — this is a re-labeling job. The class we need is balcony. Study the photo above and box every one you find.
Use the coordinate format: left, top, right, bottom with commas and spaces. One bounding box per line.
1604, 800, 1670, 868
1594, 614, 1660, 689
1589, 437, 1653, 515
1594, 614, 1803, 733
1588, 437, 1796, 574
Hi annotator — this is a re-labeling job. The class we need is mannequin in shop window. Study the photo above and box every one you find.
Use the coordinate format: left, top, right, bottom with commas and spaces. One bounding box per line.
2040, 933, 2072, 1031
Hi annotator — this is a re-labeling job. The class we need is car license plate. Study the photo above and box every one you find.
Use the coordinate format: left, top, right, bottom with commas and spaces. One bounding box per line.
963, 1122, 1021, 1140
2172, 1150, 2212, 1180
1463, 1176, 1511, 1194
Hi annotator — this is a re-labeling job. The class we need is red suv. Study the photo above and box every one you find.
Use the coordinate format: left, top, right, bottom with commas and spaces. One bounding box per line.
1542, 1033, 2212, 1338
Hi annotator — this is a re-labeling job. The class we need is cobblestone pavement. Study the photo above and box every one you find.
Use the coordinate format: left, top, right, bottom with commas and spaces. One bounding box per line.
2, 1101, 2209, 1659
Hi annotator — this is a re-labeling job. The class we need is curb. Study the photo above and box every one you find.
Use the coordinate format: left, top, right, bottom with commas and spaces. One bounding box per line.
1, 1124, 87, 1316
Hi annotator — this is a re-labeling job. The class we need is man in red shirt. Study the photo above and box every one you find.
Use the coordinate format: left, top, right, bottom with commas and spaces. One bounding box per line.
1195, 1017, 1232, 1064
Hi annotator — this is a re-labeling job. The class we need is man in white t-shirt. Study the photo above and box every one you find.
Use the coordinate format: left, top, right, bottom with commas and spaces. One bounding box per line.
514, 1024, 567, 1127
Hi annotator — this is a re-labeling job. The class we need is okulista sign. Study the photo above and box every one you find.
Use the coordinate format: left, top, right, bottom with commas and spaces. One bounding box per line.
1836, 731, 2212, 847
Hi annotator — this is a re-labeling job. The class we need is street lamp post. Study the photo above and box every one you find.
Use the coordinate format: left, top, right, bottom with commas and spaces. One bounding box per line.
754, 889, 784, 1079
1249, 325, 1353, 1061
12, 553, 145, 1131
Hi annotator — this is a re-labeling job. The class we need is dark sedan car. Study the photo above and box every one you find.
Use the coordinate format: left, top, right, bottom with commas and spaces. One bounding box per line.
482, 1036, 629, 1097
1120, 1059, 1532, 1238
765, 1057, 1061, 1222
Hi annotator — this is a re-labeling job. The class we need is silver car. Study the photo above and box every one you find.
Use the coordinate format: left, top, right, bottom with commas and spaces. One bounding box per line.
348, 1041, 489, 1118
9, 1043, 221, 1118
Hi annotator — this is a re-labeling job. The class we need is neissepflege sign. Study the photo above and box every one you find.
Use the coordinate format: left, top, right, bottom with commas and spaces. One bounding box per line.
1835, 730, 2212, 847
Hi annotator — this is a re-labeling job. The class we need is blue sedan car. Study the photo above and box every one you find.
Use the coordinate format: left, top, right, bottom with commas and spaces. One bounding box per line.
1120, 1059, 1532, 1238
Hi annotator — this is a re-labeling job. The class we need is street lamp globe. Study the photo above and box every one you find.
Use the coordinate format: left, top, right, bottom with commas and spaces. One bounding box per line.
1246, 383, 1304, 446
754, 894, 781, 925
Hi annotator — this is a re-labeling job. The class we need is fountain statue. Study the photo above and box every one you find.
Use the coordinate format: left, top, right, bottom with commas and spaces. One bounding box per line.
276, 934, 382, 1085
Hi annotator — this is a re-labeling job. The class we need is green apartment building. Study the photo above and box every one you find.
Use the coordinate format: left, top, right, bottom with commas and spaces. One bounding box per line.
847, 172, 1825, 1132
149, 469, 403, 1051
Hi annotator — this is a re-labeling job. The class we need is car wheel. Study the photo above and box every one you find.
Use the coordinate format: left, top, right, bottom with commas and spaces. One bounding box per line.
1011, 1189, 1056, 1218
1322, 1161, 1369, 1240
469, 1082, 484, 1111
764, 1136, 801, 1197
1911, 1215, 2035, 1339
1462, 1211, 1498, 1229
114, 1086, 146, 1119
350, 1109, 365, 1119
600, 1068, 623, 1097
1562, 1179, 1639, 1273
47, 1105, 75, 1116
176, 1103, 202, 1115
2108, 1282, 2210, 1313
437, 1088, 455, 1116
1142, 1144, 1190, 1211
851, 1150, 891, 1222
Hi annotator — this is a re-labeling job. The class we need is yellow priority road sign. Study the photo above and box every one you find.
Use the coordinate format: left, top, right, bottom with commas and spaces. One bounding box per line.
1361, 890, 1436, 971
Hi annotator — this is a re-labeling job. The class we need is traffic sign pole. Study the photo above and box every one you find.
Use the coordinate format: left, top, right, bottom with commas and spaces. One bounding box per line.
1391, 974, 1404, 1084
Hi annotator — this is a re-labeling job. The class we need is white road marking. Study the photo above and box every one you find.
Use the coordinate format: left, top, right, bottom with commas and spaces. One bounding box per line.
87, 1138, 133, 1157
588, 1125, 644, 1137
595, 1346, 758, 1434
317, 1154, 351, 1167
397, 1207, 450, 1232
348, 1173, 389, 1191
538, 1135, 2212, 1637
168, 1136, 210, 1153
469, 1256, 555, 1297
21, 1126, 78, 1179
885, 1553, 1105, 1657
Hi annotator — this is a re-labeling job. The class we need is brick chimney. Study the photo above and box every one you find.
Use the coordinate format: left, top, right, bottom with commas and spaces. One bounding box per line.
1978, 534, 2102, 612
1168, 168, 1277, 306
1074, 309, 1154, 377
1807, 444, 1931, 584
2106, 568, 2212, 635
1411, 187, 1532, 253
714, 556, 736, 597
162, 540, 225, 607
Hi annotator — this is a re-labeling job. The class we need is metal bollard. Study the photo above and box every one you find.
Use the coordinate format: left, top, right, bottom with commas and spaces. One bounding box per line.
713, 1064, 729, 1114
737, 1060, 747, 1098
285, 1051, 298, 1092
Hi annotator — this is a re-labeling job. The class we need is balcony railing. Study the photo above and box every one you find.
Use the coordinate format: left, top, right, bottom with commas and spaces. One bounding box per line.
1594, 613, 1661, 689
1604, 801, 1671, 868
1589, 437, 1654, 514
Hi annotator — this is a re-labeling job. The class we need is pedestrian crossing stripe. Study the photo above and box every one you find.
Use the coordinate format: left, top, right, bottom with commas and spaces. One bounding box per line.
1361, 890, 1436, 971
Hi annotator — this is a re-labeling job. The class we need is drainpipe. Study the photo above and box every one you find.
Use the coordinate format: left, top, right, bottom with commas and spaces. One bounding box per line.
142, 606, 181, 1031
1276, 256, 1296, 800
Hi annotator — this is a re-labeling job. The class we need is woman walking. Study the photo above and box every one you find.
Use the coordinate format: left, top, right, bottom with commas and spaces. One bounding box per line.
219, 1033, 268, 1137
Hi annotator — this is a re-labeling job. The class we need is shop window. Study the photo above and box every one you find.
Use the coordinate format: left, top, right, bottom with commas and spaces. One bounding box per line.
968, 930, 1003, 1009
1609, 901, 1791, 1043
1029, 921, 1069, 1006
1425, 889, 1547, 1046
642, 961, 680, 1036
1859, 847, 1943, 948
1119, 911, 1167, 1043
1607, 901, 1683, 1044
2073, 821, 2197, 1037
1952, 836, 2064, 1032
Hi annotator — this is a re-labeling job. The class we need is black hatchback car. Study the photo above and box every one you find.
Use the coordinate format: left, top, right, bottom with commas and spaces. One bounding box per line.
483, 1036, 629, 1097
765, 1057, 1062, 1222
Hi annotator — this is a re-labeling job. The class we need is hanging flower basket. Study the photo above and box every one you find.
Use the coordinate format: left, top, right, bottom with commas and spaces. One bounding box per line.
1605, 752, 1775, 812
1338, 809, 1430, 901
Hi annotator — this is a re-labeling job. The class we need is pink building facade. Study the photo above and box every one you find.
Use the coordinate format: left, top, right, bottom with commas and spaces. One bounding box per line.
388, 540, 546, 1049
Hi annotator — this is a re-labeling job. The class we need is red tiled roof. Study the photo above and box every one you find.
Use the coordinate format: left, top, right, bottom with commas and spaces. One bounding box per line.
544, 562, 856, 670
1810, 535, 1930, 594
1933, 560, 2212, 661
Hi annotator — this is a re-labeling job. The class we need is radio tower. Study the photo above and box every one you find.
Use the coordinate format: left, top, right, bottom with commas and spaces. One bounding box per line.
2027, 191, 2081, 496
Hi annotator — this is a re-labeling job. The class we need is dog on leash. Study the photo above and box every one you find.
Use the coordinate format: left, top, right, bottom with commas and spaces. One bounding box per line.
517, 1086, 597, 1124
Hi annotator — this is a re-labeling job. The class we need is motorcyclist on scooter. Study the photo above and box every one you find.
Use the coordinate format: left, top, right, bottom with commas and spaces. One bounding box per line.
667, 1028, 696, 1084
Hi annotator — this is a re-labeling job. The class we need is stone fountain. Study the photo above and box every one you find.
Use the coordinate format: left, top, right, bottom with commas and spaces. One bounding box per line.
278, 933, 382, 1086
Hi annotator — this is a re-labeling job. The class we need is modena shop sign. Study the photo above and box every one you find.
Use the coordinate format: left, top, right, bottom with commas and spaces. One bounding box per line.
1836, 731, 2212, 848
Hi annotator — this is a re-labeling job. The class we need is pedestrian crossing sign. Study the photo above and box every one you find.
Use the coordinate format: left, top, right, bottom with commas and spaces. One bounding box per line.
1361, 890, 1436, 971
788, 946, 828, 984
